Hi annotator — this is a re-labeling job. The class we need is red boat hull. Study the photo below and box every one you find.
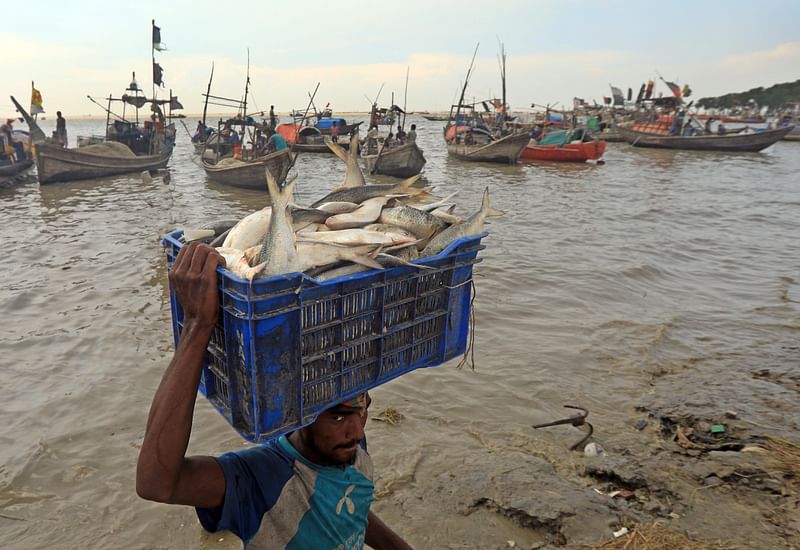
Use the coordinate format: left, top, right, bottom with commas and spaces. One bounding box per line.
521, 140, 606, 162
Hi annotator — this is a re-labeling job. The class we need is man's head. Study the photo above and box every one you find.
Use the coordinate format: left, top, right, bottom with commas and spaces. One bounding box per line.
292, 393, 371, 466
411, 124, 416, 130
57, 111, 62, 117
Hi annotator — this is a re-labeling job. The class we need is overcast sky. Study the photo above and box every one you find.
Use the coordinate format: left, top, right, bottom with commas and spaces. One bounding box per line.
2, 0, 799, 118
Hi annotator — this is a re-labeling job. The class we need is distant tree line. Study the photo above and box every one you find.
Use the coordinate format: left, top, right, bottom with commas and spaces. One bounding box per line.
696, 79, 800, 110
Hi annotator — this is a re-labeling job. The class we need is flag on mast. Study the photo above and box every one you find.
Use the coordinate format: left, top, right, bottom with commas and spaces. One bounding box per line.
30, 82, 44, 115
152, 21, 167, 51
153, 63, 164, 87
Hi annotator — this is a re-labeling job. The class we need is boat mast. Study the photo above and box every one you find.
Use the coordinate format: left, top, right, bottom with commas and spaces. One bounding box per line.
151, 20, 156, 126
453, 43, 480, 133
402, 66, 409, 131
497, 40, 507, 124
202, 62, 214, 127
242, 49, 250, 120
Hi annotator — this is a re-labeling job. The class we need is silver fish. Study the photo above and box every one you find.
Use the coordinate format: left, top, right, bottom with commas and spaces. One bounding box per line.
409, 191, 459, 212
422, 187, 502, 256
325, 196, 392, 230
256, 172, 300, 276
299, 228, 418, 246
316, 201, 361, 214
379, 205, 446, 239
309, 175, 426, 208
222, 206, 272, 250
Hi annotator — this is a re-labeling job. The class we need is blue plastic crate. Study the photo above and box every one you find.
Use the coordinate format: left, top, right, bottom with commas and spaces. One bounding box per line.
162, 230, 486, 442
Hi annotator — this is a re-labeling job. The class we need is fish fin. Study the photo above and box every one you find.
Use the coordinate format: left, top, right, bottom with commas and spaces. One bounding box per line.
395, 174, 421, 191
350, 255, 384, 270
243, 245, 262, 265
383, 239, 421, 252
325, 139, 349, 162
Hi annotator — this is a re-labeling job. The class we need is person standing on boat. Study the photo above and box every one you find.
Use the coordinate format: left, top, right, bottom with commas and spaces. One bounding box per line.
406, 124, 417, 144
55, 111, 68, 148
136, 242, 414, 550
269, 105, 277, 132
331, 121, 340, 143
395, 125, 406, 144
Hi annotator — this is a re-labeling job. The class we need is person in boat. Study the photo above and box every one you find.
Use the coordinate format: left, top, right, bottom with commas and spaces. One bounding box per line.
384, 131, 394, 147
717, 123, 727, 136
530, 124, 544, 142
266, 132, 288, 153
269, 105, 277, 132
55, 111, 68, 148
364, 127, 379, 155
193, 121, 206, 143
136, 242, 413, 550
395, 126, 406, 144
464, 129, 475, 145
704, 117, 714, 135
369, 104, 379, 131
331, 120, 340, 143
406, 124, 417, 144
1, 118, 26, 161
255, 130, 268, 155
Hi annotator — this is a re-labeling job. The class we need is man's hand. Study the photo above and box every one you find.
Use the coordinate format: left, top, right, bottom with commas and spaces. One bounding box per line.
169, 241, 226, 331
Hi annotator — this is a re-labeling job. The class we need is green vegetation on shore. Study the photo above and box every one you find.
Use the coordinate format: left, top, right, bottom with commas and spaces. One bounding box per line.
697, 79, 800, 110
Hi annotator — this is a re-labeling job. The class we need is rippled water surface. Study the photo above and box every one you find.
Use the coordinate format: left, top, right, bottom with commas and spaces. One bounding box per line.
1, 117, 798, 548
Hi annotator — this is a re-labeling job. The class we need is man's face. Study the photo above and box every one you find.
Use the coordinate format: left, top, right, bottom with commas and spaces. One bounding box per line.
299, 401, 369, 466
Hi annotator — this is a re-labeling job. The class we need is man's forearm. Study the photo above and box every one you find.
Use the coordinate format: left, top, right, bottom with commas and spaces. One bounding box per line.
365, 510, 413, 550
136, 320, 212, 502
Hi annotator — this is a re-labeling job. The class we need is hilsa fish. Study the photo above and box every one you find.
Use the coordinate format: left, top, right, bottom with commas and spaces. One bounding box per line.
422, 187, 502, 256
255, 171, 300, 277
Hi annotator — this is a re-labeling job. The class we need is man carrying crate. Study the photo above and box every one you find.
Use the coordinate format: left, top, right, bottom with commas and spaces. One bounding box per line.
136, 242, 413, 550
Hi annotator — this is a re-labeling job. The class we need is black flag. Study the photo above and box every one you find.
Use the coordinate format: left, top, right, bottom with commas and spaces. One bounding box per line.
170, 96, 184, 110
153, 63, 164, 87
152, 21, 166, 51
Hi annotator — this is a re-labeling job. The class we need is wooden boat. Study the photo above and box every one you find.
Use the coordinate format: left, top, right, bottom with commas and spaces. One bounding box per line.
361, 140, 426, 177
443, 43, 529, 163
446, 128, 530, 163
36, 141, 172, 184
422, 114, 449, 121
10, 94, 175, 185
783, 128, 800, 142
201, 148, 292, 190
618, 122, 793, 152
522, 130, 606, 162
0, 159, 35, 186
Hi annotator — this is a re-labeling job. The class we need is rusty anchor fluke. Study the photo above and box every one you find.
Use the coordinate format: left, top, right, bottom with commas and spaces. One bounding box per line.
532, 405, 593, 451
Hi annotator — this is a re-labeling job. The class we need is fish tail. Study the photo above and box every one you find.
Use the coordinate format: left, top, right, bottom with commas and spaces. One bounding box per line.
267, 170, 297, 211
481, 186, 504, 217
325, 139, 349, 162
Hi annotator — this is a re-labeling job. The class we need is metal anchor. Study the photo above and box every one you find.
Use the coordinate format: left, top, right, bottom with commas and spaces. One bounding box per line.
532, 405, 593, 451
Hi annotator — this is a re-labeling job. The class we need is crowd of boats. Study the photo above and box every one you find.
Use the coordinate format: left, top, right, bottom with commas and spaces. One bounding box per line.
2, 30, 798, 189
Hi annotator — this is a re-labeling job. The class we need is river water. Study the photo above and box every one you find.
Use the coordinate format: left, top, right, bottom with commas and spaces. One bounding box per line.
1, 117, 798, 549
